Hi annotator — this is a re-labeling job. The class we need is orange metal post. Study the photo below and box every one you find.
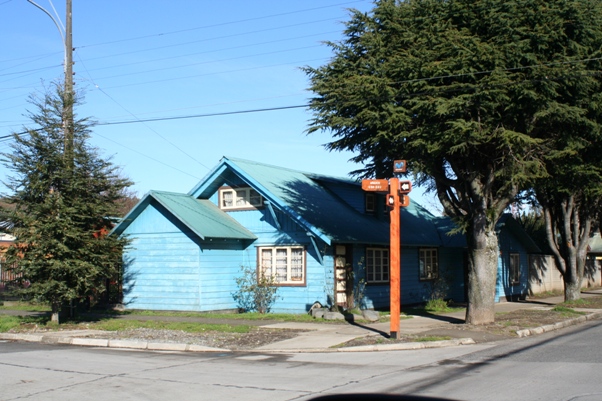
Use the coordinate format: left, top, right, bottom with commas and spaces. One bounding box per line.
389, 178, 401, 339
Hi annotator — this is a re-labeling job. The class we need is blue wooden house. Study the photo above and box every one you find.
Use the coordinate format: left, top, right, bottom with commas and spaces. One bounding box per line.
111, 157, 538, 313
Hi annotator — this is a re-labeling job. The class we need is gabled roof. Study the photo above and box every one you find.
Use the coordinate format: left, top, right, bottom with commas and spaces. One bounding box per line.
496, 214, 542, 254
189, 157, 444, 246
111, 190, 257, 241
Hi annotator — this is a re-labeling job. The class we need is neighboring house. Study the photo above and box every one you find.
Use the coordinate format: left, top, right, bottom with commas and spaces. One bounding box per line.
0, 233, 16, 292
528, 231, 602, 295
111, 157, 536, 313
495, 215, 541, 301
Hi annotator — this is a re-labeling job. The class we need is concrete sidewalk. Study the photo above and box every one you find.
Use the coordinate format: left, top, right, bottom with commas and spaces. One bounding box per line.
2, 290, 602, 353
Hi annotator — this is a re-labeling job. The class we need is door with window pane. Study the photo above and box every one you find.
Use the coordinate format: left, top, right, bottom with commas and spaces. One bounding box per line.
334, 245, 352, 308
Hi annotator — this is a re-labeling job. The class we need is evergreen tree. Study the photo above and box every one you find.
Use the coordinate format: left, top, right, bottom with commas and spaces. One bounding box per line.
305, 0, 602, 323
1, 85, 132, 323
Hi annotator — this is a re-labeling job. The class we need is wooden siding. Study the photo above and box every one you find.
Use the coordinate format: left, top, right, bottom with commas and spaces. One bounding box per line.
361, 246, 424, 309
496, 228, 529, 302
122, 204, 250, 311
122, 189, 335, 313
356, 245, 467, 310
123, 233, 201, 311
228, 206, 332, 313
318, 180, 365, 213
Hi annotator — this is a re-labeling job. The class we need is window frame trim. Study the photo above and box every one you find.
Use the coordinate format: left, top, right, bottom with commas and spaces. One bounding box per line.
509, 252, 521, 285
218, 186, 264, 211
419, 247, 439, 282
365, 193, 376, 214
257, 245, 307, 287
365, 247, 390, 284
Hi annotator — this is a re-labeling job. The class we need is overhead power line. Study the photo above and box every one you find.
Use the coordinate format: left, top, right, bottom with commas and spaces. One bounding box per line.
98, 105, 308, 126
76, 1, 365, 49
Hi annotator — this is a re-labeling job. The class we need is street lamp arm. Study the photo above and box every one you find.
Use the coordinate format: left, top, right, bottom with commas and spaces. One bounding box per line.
27, 0, 66, 46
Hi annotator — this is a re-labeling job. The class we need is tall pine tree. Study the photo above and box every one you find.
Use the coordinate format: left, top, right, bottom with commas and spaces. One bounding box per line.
1, 85, 132, 323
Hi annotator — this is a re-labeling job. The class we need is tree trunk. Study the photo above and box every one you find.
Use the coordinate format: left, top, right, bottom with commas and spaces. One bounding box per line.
564, 280, 581, 301
543, 201, 591, 303
465, 217, 499, 325
563, 250, 585, 301
51, 302, 60, 324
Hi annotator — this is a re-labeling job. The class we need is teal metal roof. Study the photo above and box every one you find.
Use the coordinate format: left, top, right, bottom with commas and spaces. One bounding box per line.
112, 190, 257, 241
191, 157, 446, 247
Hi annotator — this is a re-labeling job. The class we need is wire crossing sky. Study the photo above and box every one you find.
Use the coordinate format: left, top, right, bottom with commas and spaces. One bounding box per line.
0, 0, 441, 212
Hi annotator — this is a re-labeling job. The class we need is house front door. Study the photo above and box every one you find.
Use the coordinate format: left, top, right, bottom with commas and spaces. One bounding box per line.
334, 245, 352, 308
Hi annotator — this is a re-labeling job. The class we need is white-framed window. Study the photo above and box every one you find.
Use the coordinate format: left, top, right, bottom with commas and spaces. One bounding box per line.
259, 246, 305, 285
419, 248, 439, 280
509, 253, 520, 285
219, 187, 263, 210
366, 247, 389, 283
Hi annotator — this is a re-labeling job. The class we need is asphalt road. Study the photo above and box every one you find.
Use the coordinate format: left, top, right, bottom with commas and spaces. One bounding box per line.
1, 318, 602, 401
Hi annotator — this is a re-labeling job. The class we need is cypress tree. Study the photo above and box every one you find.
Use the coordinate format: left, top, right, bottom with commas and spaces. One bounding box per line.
305, 0, 602, 323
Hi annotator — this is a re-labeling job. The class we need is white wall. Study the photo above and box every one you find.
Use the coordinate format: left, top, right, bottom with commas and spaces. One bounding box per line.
529, 254, 601, 295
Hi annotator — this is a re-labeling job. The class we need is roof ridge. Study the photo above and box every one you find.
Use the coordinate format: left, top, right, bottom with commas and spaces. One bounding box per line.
224, 156, 357, 184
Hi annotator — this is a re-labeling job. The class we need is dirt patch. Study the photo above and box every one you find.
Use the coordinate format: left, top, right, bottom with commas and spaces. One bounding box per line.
84, 327, 307, 351
5, 295, 602, 350
340, 308, 594, 348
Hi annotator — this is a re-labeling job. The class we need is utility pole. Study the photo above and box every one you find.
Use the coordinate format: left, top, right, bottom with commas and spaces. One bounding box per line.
64, 0, 74, 167
27, 0, 74, 165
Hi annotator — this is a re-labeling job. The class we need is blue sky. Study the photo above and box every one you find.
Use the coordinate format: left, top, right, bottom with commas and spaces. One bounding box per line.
0, 0, 439, 213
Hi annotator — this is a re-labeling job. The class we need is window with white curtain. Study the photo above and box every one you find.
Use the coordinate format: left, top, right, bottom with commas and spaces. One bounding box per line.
419, 248, 439, 280
219, 187, 263, 210
259, 246, 305, 285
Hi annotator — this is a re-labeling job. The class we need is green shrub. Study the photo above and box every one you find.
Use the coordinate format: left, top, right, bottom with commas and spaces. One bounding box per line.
232, 266, 279, 314
425, 298, 450, 313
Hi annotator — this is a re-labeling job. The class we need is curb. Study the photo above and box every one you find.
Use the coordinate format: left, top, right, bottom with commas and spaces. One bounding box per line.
1, 311, 600, 353
514, 311, 602, 338
0, 333, 228, 353
0, 332, 475, 353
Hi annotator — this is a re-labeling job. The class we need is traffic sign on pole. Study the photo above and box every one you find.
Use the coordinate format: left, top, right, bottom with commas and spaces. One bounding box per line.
389, 178, 401, 339
399, 180, 412, 194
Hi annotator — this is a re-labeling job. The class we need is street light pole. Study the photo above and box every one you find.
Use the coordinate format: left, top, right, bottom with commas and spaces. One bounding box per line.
27, 0, 74, 165
64, 0, 73, 166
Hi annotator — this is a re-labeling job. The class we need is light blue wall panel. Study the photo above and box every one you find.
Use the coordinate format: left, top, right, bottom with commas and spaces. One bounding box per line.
496, 228, 529, 302
198, 248, 253, 311
122, 204, 202, 311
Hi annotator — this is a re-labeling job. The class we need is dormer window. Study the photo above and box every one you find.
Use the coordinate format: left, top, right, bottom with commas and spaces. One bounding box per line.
219, 186, 263, 210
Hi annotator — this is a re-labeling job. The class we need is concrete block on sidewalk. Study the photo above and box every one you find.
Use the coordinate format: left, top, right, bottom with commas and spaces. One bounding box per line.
72, 338, 108, 347
187, 344, 230, 352
109, 339, 147, 349
147, 342, 188, 352
323, 311, 345, 320
361, 310, 380, 322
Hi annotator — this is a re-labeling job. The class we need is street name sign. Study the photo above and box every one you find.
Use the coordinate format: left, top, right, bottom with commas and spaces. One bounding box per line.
361, 179, 389, 192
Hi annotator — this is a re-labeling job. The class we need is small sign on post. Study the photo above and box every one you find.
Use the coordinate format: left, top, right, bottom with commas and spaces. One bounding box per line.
393, 160, 407, 173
